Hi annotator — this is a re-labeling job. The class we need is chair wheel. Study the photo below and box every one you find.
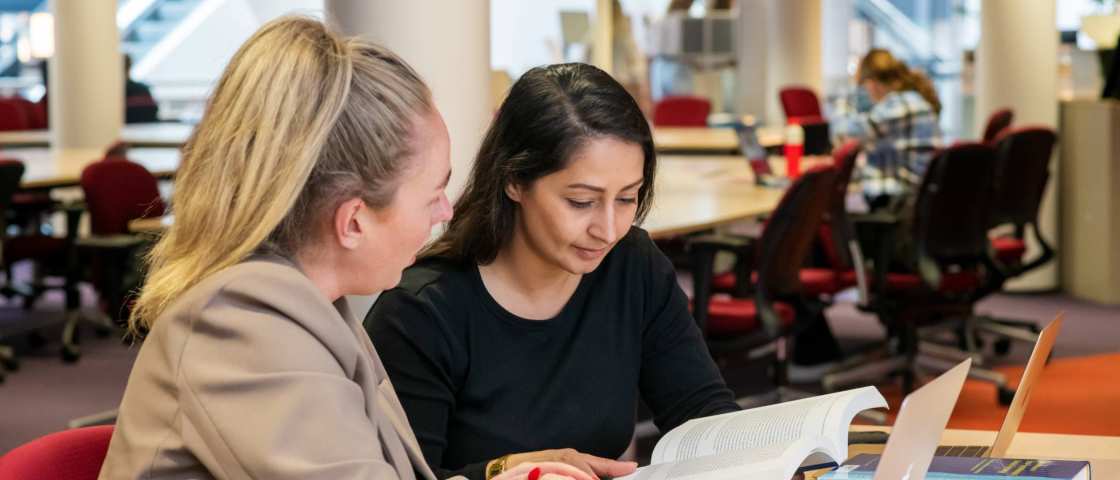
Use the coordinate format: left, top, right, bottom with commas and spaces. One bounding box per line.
993, 338, 1012, 356
998, 386, 1016, 405
61, 345, 81, 363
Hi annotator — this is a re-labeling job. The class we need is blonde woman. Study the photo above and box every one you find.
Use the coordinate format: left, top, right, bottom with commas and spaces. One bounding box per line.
98, 17, 593, 480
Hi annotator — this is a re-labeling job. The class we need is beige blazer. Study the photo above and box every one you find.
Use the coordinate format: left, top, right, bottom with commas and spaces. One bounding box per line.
99, 255, 439, 480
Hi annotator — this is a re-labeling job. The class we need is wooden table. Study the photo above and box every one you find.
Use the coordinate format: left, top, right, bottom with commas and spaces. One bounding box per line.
122, 156, 786, 239
811, 426, 1120, 478
643, 155, 785, 238
4, 147, 181, 189
0, 122, 194, 148
653, 125, 783, 154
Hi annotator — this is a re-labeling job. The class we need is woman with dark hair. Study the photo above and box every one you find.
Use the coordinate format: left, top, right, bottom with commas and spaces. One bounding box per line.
365, 63, 738, 480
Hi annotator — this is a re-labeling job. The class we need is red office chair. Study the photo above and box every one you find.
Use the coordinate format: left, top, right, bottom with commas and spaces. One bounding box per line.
981, 108, 1014, 145
688, 166, 837, 403
824, 143, 1013, 401
779, 86, 823, 124
0, 98, 31, 131
80, 157, 165, 326
0, 425, 114, 479
10, 96, 46, 130
652, 95, 711, 127
711, 141, 863, 298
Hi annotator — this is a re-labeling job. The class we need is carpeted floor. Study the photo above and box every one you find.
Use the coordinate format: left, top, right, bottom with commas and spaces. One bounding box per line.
872, 353, 1120, 436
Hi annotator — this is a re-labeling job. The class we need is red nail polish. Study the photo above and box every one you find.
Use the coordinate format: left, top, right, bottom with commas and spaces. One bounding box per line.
528, 467, 542, 480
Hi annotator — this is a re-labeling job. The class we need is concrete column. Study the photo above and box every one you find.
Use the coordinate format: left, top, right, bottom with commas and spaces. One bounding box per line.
592, 0, 613, 73
765, 0, 822, 124
325, 0, 491, 312
977, 0, 1059, 290
735, 0, 768, 122
325, 0, 490, 203
49, 0, 122, 151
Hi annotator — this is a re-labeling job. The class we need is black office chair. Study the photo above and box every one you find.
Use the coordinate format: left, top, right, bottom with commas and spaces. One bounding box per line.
0, 160, 24, 381
822, 143, 1013, 402
969, 127, 1058, 356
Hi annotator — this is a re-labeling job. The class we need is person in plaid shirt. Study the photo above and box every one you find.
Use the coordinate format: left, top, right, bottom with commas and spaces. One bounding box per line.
830, 49, 943, 210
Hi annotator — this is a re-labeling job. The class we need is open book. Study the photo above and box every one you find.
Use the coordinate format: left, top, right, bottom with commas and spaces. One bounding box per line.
619, 387, 887, 480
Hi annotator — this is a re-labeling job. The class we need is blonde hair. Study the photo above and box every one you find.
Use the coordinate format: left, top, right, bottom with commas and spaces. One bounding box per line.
858, 48, 941, 115
129, 16, 432, 335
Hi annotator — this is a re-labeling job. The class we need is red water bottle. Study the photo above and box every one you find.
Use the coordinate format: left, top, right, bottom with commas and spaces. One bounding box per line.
784, 121, 804, 179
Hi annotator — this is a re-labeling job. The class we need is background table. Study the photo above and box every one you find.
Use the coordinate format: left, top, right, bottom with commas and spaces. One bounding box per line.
4, 147, 180, 190
653, 125, 783, 154
0, 122, 193, 149
643, 155, 784, 238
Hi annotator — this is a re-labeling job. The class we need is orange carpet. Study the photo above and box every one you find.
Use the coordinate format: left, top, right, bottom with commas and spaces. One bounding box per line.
867, 353, 1120, 436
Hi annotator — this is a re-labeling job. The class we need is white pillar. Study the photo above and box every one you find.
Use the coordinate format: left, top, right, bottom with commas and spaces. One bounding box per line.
326, 0, 491, 314
764, 0, 822, 124
49, 0, 122, 151
735, 0, 769, 122
820, 0, 853, 95
325, 0, 490, 203
977, 0, 1059, 290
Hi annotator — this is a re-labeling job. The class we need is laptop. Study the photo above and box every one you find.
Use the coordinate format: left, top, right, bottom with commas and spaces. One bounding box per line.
934, 314, 1064, 458
733, 122, 788, 188
871, 358, 973, 480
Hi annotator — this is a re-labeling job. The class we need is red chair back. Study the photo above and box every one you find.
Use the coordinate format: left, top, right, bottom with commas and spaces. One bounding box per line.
10, 97, 46, 129
982, 108, 1014, 144
817, 140, 861, 271
0, 98, 31, 131
652, 95, 711, 127
0, 425, 114, 479
779, 86, 822, 123
80, 158, 165, 235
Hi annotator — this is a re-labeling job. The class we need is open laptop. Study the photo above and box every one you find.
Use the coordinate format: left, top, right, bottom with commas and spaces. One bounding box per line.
733, 122, 788, 188
934, 314, 1064, 458
869, 358, 973, 480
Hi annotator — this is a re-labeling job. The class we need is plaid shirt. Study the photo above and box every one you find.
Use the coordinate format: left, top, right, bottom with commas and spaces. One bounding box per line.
830, 90, 942, 199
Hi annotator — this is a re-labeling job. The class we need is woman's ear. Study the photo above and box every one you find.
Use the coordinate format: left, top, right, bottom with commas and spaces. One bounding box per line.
334, 197, 367, 250
504, 182, 523, 203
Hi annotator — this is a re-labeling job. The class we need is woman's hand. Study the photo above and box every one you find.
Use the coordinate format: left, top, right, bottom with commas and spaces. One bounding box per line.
505, 449, 638, 480
492, 461, 602, 480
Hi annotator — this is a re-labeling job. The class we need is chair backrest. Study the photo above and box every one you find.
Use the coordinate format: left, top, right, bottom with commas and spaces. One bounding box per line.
818, 140, 861, 271
912, 142, 997, 263
80, 158, 166, 235
779, 86, 822, 122
652, 95, 711, 127
981, 108, 1014, 144
990, 127, 1057, 230
0, 159, 25, 214
755, 166, 838, 296
0, 425, 114, 480
0, 98, 30, 131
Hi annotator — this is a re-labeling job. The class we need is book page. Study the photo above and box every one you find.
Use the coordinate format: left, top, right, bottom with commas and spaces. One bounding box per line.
618, 443, 787, 480
651, 387, 885, 465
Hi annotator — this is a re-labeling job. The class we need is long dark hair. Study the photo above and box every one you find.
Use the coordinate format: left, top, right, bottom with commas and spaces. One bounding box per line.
424, 62, 656, 264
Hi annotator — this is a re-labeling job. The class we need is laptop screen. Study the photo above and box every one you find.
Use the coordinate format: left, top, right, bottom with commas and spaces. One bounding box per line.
734, 124, 771, 179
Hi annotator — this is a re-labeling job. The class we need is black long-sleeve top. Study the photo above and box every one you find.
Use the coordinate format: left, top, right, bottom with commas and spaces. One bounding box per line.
364, 227, 739, 480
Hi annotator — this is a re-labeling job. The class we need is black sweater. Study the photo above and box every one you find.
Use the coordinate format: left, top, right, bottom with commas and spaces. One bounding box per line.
364, 227, 739, 480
